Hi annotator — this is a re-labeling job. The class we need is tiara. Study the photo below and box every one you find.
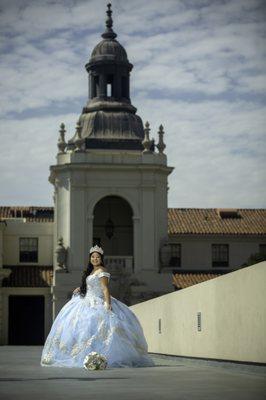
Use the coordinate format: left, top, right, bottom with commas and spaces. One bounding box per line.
89, 245, 104, 255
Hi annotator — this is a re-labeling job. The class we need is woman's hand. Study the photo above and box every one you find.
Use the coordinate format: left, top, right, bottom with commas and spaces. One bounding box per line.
73, 287, 80, 295
104, 302, 112, 311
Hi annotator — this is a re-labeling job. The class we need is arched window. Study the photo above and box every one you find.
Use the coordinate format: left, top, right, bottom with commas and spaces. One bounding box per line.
107, 75, 113, 97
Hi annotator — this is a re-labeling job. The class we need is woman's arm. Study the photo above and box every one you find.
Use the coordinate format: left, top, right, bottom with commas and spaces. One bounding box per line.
73, 287, 80, 294
100, 277, 112, 310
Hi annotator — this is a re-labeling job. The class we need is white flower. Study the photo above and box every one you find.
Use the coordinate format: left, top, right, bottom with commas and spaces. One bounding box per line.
83, 352, 108, 370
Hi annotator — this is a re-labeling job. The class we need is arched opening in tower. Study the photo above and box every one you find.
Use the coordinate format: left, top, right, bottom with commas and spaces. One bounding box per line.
93, 195, 133, 257
92, 195, 134, 303
106, 74, 114, 97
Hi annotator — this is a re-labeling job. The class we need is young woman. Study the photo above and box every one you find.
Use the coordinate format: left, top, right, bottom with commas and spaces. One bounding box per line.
40, 245, 154, 368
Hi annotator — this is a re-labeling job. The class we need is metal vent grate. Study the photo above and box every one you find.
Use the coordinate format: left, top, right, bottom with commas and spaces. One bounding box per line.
197, 312, 202, 332
158, 318, 162, 334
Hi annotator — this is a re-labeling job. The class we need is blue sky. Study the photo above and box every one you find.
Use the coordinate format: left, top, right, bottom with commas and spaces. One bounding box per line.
0, 0, 265, 208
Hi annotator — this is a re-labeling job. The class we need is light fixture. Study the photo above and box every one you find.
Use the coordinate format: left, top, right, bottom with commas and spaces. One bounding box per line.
105, 218, 114, 239
105, 200, 114, 239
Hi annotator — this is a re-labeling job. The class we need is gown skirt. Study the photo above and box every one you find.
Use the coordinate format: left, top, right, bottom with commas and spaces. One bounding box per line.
40, 271, 155, 368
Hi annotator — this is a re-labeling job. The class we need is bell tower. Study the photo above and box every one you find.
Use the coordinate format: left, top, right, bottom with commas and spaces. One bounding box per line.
68, 3, 145, 151
49, 4, 174, 316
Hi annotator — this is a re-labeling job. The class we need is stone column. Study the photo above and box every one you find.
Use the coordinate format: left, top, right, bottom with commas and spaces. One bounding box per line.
87, 215, 94, 254
99, 75, 107, 98
132, 215, 141, 272
141, 185, 156, 270
126, 76, 130, 99
89, 73, 94, 99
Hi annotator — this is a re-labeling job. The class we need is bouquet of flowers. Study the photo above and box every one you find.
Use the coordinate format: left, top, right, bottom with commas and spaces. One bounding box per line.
83, 352, 108, 370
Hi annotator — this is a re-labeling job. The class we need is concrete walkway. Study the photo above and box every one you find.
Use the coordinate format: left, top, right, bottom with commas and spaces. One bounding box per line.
0, 347, 265, 400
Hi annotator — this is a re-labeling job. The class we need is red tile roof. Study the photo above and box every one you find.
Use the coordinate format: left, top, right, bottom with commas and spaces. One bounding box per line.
168, 208, 266, 236
172, 272, 224, 290
2, 266, 53, 287
1, 206, 265, 236
0, 206, 54, 222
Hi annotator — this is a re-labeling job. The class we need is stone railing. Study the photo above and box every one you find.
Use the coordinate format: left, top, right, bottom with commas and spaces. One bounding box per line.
104, 256, 133, 274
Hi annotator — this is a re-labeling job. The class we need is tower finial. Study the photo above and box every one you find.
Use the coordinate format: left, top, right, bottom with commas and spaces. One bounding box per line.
102, 3, 117, 39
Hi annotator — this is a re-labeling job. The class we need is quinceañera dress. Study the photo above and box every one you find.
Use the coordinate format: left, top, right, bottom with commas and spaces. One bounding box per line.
40, 271, 154, 368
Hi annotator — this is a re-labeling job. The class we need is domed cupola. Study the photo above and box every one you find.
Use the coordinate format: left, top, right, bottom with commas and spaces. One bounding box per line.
68, 3, 146, 151
89, 3, 129, 65
90, 36, 129, 64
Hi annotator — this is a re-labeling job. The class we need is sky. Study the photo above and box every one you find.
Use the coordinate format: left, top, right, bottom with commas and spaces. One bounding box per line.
0, 0, 266, 209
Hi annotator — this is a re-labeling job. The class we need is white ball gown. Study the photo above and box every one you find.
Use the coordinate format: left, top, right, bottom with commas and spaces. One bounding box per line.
40, 271, 154, 368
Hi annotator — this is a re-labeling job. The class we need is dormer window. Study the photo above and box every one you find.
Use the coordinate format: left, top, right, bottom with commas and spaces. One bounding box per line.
217, 209, 240, 219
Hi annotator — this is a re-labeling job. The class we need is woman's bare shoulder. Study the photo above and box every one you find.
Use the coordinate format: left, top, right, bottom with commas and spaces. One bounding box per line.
98, 266, 108, 272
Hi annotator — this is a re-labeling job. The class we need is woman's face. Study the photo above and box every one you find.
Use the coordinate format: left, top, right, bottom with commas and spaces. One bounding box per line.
90, 252, 102, 266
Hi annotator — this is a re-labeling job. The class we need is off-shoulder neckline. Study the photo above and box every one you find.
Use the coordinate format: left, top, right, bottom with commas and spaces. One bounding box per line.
89, 269, 109, 277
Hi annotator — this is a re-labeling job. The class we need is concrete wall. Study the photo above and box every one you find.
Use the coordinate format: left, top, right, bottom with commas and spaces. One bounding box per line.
130, 261, 266, 363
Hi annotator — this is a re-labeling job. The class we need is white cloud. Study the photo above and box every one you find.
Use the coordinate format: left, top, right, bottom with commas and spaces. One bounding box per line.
0, 114, 77, 205
135, 96, 266, 208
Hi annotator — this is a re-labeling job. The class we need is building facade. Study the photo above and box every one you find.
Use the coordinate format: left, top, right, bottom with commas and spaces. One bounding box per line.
0, 208, 54, 346
0, 206, 265, 345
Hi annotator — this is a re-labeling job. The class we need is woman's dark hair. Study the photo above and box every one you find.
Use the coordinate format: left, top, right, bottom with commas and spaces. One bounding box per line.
79, 252, 105, 297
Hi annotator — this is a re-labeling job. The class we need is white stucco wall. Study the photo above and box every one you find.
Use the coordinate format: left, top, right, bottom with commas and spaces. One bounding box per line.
167, 234, 265, 271
2, 219, 53, 266
51, 150, 172, 273
130, 261, 266, 363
